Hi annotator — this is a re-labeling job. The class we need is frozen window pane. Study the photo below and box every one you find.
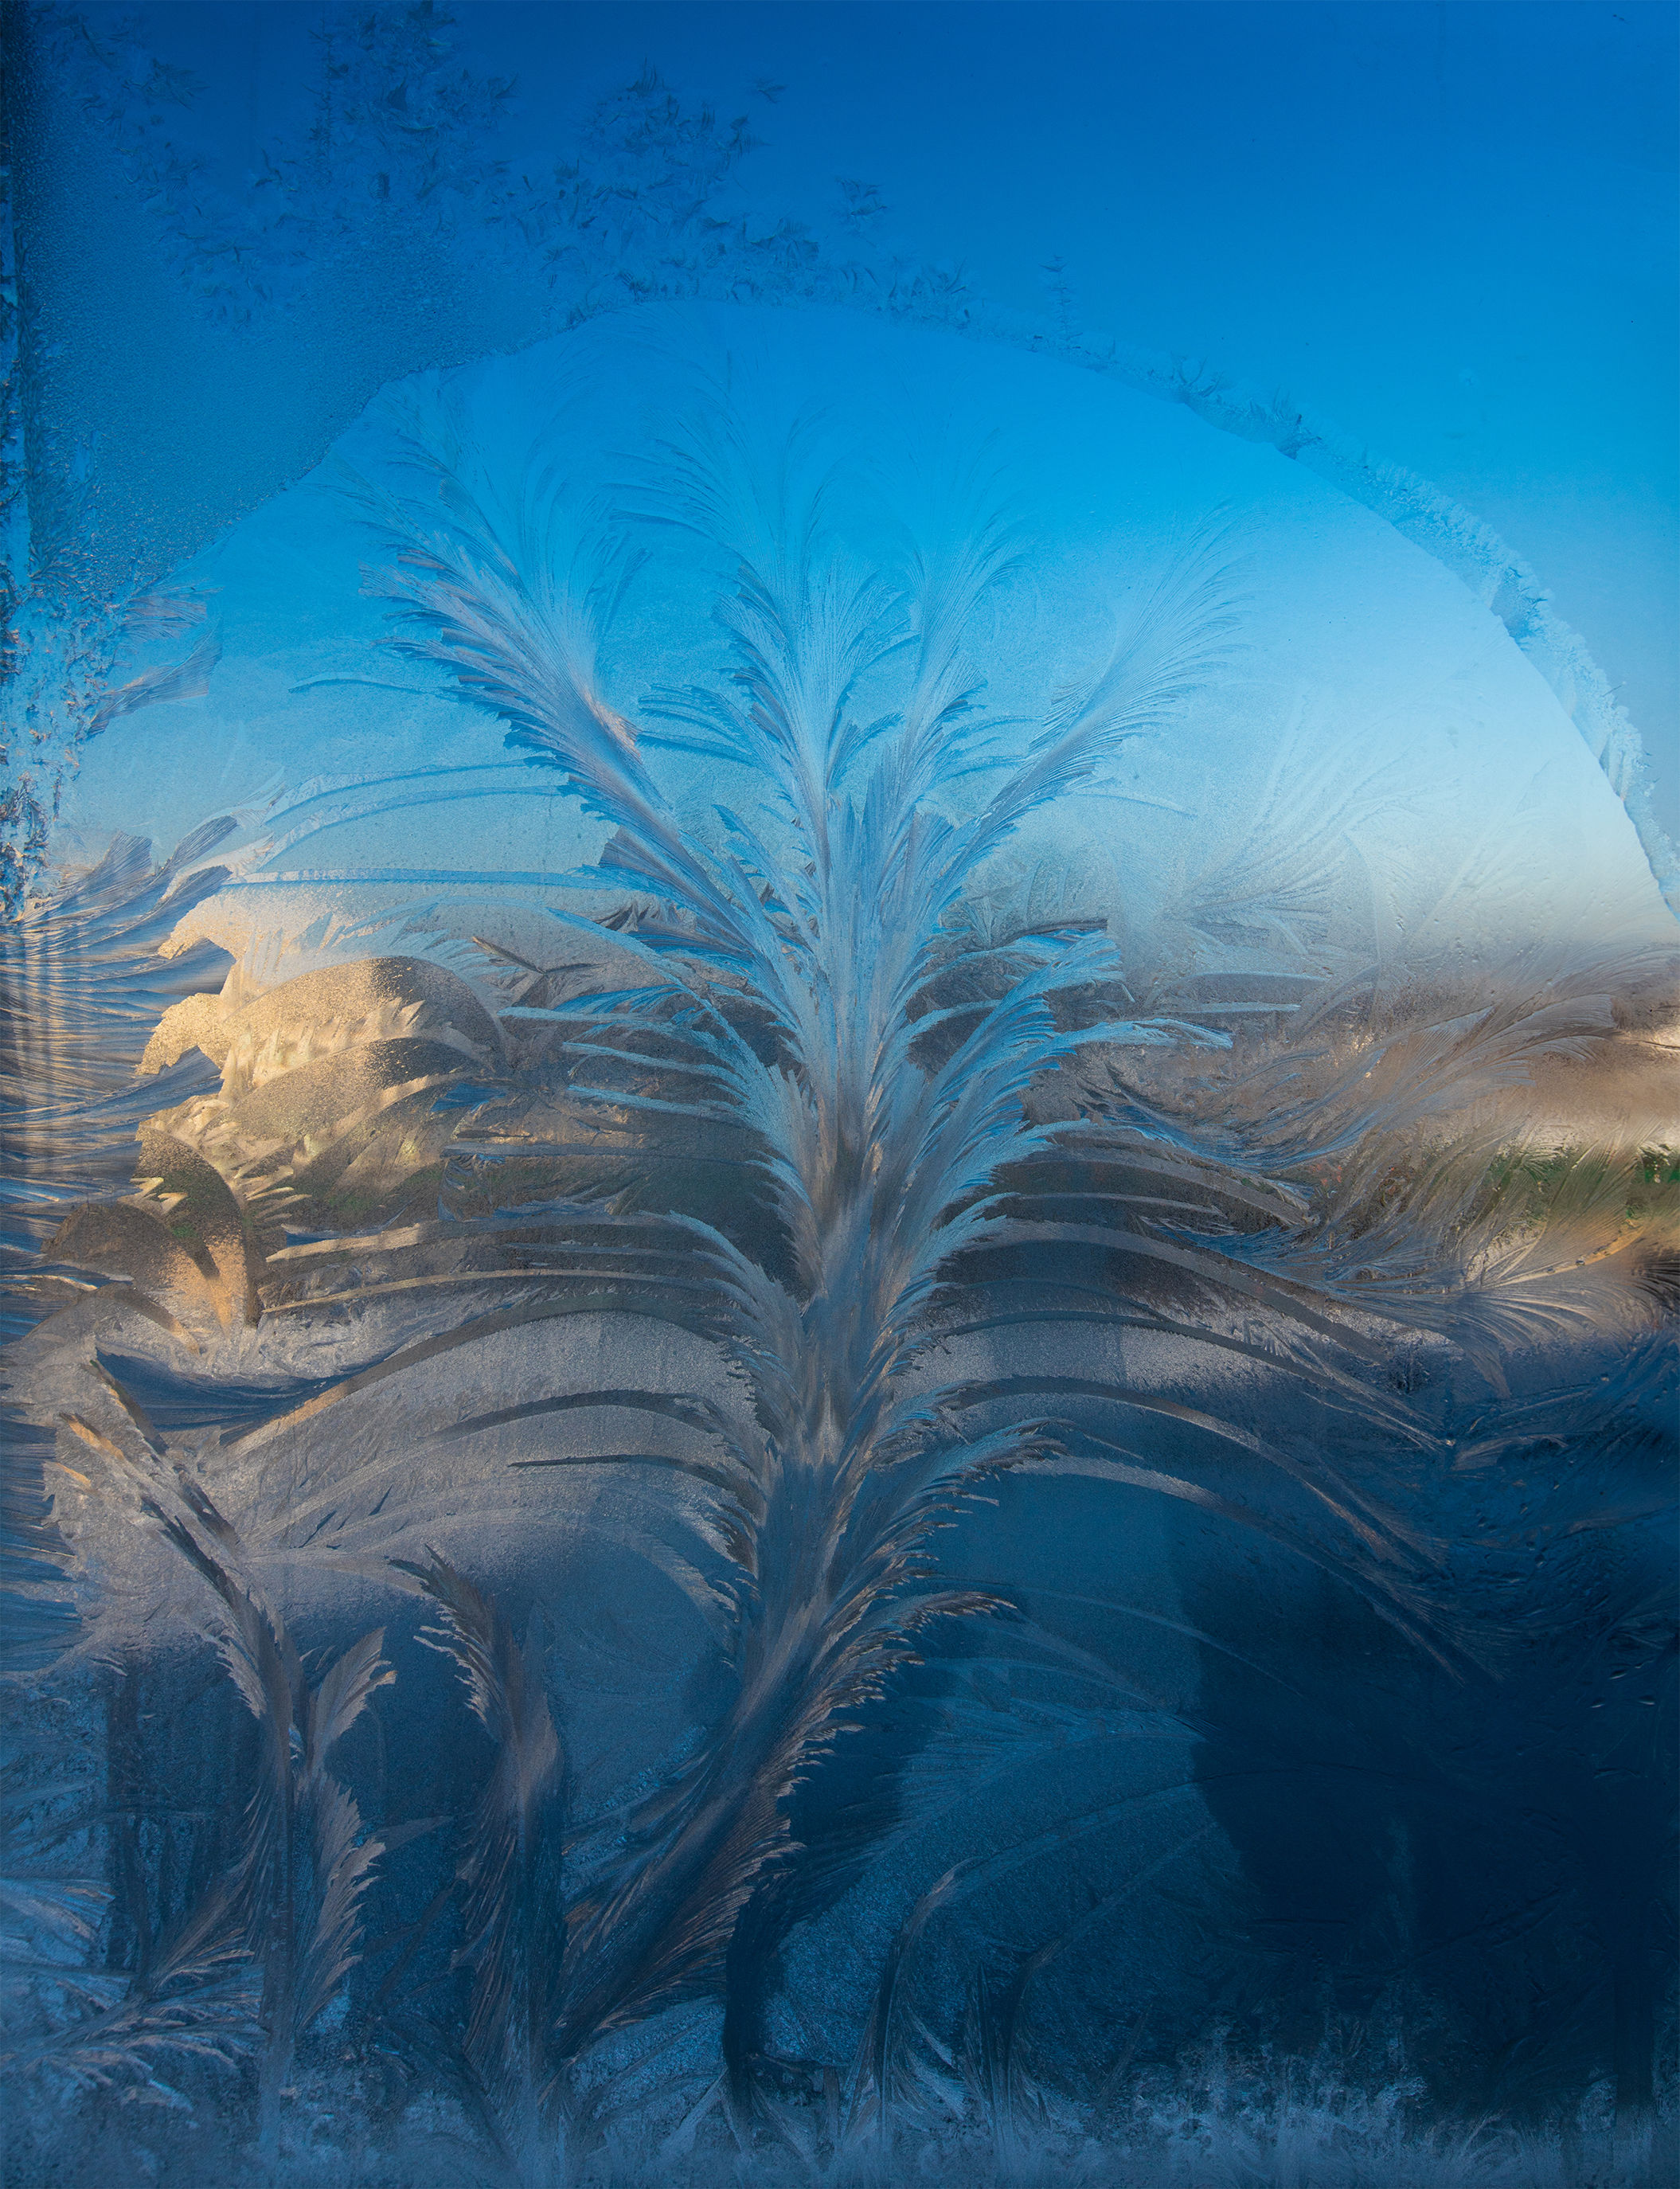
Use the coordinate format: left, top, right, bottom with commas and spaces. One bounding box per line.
2, 9, 1674, 2183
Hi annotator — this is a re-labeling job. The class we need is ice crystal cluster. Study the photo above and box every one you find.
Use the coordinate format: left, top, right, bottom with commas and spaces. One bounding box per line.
1, 14, 1674, 2189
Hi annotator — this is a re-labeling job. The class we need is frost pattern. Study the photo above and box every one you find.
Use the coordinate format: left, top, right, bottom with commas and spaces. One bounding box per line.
2, 383, 1674, 2183
2, 12, 1677, 2183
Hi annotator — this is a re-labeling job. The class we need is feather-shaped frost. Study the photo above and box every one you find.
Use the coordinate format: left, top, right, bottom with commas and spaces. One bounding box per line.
344, 398, 1359, 2093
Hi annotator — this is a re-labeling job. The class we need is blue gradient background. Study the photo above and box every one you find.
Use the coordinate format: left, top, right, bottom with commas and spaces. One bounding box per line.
16, 0, 1677, 833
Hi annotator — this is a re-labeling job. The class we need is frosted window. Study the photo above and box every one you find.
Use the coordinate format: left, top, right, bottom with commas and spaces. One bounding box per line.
2, 10, 1674, 2183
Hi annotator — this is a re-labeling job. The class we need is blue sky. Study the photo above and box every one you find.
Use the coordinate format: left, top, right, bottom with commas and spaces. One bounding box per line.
26, 1, 1679, 832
